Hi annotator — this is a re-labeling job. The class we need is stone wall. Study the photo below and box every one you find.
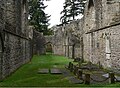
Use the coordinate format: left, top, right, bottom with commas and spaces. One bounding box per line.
52, 19, 84, 59
33, 30, 46, 55
83, 0, 120, 69
84, 24, 120, 69
0, 0, 32, 80
52, 26, 65, 55
0, 0, 5, 80
52, 0, 120, 70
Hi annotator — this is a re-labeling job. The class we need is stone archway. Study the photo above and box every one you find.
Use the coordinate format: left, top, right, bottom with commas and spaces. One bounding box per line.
45, 42, 53, 53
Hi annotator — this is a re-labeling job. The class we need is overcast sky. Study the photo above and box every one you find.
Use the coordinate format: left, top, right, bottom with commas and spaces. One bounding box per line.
44, 0, 64, 27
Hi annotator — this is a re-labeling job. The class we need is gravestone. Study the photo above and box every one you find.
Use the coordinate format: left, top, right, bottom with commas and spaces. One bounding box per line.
50, 68, 62, 74
38, 69, 49, 74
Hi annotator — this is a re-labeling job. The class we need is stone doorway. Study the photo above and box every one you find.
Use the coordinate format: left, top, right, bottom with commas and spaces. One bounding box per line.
45, 42, 53, 53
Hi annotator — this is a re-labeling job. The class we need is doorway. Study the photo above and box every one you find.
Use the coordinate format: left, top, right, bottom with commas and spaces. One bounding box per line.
45, 42, 53, 54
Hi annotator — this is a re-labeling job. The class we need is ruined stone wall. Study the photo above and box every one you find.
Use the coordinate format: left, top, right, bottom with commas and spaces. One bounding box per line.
2, 33, 32, 78
0, 0, 32, 80
52, 26, 65, 56
83, 0, 120, 69
52, 19, 83, 59
83, 0, 120, 31
51, 0, 120, 69
84, 24, 120, 69
33, 30, 46, 55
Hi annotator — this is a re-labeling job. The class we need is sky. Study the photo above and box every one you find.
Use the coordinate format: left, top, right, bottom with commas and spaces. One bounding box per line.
44, 0, 64, 27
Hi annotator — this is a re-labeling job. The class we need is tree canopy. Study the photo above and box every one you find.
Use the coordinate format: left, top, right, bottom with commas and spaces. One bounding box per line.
29, 0, 52, 35
60, 0, 86, 25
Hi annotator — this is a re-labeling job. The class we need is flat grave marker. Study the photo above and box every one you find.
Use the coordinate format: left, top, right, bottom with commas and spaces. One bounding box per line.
50, 68, 62, 74
38, 69, 49, 74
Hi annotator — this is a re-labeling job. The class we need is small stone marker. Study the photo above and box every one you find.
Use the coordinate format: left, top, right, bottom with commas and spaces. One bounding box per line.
68, 62, 72, 69
77, 69, 83, 79
70, 63, 73, 72
50, 68, 62, 74
38, 69, 49, 74
73, 66, 79, 76
109, 72, 115, 84
68, 76, 83, 84
84, 74, 90, 85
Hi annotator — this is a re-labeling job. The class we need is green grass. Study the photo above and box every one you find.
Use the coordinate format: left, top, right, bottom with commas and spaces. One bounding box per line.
0, 54, 120, 87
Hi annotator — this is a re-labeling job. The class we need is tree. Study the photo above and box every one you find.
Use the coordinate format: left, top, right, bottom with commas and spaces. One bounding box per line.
29, 0, 51, 35
60, 0, 72, 25
60, 0, 86, 25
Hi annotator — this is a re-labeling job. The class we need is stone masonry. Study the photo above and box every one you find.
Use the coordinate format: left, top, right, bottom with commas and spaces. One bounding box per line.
33, 30, 46, 55
0, 0, 33, 80
83, 0, 120, 69
52, 0, 120, 70
52, 19, 84, 59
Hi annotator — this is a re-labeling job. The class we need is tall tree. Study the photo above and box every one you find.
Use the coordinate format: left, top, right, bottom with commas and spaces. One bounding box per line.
29, 0, 51, 35
60, 0, 71, 25
70, 0, 86, 20
60, 0, 86, 25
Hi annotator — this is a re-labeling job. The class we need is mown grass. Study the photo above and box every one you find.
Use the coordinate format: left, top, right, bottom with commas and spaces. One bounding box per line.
0, 54, 120, 87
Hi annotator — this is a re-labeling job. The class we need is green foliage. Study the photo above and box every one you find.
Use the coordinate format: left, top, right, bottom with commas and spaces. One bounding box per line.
29, 0, 51, 35
60, 0, 86, 25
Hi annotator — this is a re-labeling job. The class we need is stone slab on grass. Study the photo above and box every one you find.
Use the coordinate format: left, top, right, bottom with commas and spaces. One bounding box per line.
50, 68, 62, 74
38, 69, 49, 74
68, 76, 83, 84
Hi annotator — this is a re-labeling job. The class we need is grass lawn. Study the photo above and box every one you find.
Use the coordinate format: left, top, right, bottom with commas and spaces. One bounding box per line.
0, 54, 120, 87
